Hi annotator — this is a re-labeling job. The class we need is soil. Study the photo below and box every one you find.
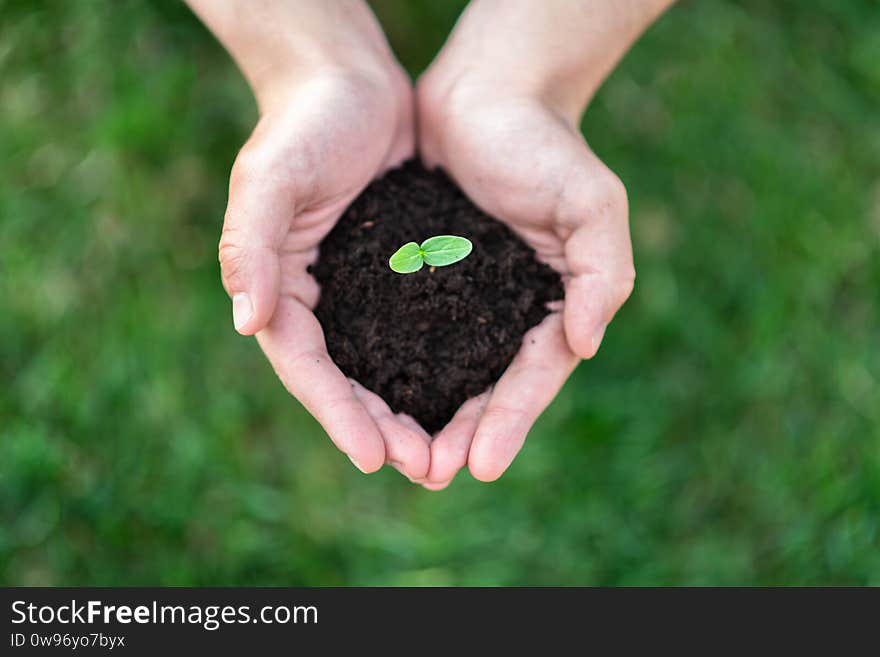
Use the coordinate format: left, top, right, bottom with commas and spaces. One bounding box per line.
311, 160, 564, 434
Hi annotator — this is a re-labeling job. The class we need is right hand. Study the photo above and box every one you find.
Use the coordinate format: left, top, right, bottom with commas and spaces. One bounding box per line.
220, 62, 432, 479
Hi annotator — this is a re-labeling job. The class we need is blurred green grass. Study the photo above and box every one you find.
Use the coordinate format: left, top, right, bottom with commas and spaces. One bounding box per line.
1, 0, 879, 585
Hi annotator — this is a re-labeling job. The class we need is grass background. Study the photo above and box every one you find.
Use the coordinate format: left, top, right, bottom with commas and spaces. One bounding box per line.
1, 0, 879, 585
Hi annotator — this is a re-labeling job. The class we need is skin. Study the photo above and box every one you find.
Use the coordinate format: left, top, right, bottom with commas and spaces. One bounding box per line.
417, 0, 675, 488
186, 0, 674, 486
187, 0, 428, 479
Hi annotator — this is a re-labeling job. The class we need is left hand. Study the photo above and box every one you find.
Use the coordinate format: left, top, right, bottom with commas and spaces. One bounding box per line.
415, 69, 635, 488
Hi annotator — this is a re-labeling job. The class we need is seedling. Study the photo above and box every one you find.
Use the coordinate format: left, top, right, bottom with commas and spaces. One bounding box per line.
388, 235, 473, 274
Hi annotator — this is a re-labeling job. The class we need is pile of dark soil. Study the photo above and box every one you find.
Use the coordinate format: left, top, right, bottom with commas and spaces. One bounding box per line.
311, 160, 563, 434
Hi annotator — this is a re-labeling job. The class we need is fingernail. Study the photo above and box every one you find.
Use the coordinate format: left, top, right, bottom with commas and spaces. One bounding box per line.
423, 481, 451, 492
591, 323, 607, 355
232, 293, 253, 332
387, 460, 425, 483
348, 455, 367, 473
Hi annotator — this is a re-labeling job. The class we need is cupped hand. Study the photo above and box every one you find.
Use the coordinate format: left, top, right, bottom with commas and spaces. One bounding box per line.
220, 64, 434, 479
415, 72, 636, 488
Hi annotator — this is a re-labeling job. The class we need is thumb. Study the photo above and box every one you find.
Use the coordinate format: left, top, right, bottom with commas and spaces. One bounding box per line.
219, 146, 290, 336
559, 163, 634, 359
219, 237, 281, 336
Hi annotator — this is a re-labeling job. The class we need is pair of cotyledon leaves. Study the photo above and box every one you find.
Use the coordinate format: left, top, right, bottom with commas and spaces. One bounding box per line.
388, 235, 473, 274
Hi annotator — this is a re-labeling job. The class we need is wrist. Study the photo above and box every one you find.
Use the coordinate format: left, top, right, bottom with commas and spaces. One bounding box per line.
188, 0, 404, 113
422, 0, 674, 125
248, 43, 402, 114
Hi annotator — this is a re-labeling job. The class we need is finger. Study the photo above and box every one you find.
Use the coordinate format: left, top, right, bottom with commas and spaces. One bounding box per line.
563, 270, 632, 358
382, 72, 416, 171
351, 382, 432, 481
220, 135, 297, 336
423, 481, 453, 492
558, 163, 635, 359
468, 314, 578, 482
395, 412, 433, 439
389, 462, 427, 485
256, 296, 386, 473
425, 392, 490, 485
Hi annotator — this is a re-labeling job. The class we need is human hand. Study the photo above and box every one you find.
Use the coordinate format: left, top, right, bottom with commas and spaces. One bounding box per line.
190, 1, 432, 479
415, 75, 633, 488
413, 0, 673, 487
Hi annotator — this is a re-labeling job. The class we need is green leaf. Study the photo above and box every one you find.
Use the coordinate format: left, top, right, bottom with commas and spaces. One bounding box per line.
420, 235, 473, 267
388, 241, 424, 274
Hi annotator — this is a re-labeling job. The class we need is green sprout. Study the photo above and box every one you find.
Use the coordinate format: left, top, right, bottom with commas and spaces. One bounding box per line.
388, 235, 473, 274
